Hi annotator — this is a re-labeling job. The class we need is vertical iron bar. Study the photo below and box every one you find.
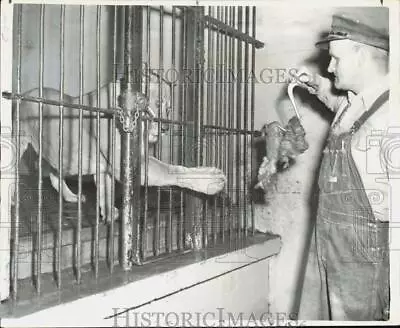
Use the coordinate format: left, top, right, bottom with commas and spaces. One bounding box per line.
197, 7, 205, 249
212, 6, 219, 246
251, 6, 256, 235
120, 6, 143, 268
77, 5, 85, 284
188, 7, 199, 249
120, 5, 130, 269
155, 5, 164, 257
133, 5, 144, 263
36, 3, 45, 294
215, 7, 220, 172
218, 7, 224, 243
227, 6, 232, 241
196, 9, 204, 168
57, 4, 65, 289
236, 7, 243, 240
169, 6, 176, 254
13, 3, 23, 300
142, 116, 149, 259
110, 5, 118, 271
221, 7, 229, 243
217, 8, 224, 171
229, 6, 236, 241
95, 5, 101, 277
142, 5, 150, 259
203, 5, 213, 249
243, 6, 249, 238
179, 7, 187, 251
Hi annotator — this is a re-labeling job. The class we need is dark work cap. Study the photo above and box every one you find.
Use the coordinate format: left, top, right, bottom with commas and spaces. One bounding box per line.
316, 7, 389, 51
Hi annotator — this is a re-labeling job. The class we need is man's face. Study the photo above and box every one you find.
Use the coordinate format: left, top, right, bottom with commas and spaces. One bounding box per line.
327, 40, 361, 91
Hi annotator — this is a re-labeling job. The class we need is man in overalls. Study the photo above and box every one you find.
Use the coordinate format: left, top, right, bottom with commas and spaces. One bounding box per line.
295, 7, 392, 320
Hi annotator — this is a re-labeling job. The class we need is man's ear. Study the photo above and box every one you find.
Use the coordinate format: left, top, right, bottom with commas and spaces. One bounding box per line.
353, 43, 367, 67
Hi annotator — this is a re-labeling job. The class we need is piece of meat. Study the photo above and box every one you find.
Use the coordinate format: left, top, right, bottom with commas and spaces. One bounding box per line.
256, 116, 308, 191
278, 116, 309, 168
256, 121, 284, 190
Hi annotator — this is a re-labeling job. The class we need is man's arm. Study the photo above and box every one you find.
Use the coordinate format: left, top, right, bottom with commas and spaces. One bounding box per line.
314, 76, 347, 112
291, 68, 347, 112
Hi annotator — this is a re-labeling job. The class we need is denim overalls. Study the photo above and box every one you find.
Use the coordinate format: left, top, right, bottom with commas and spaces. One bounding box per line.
299, 90, 390, 321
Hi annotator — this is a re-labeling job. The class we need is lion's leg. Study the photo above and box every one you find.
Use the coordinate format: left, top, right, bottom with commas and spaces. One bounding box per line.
93, 170, 119, 223
49, 172, 86, 203
144, 156, 226, 195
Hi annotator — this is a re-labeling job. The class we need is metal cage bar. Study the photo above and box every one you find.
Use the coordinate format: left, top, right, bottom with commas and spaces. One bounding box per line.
243, 6, 250, 238
109, 5, 118, 273
142, 5, 150, 259
229, 6, 236, 239
94, 5, 101, 278
177, 6, 264, 48
168, 6, 177, 255
76, 5, 85, 284
212, 7, 219, 246
12, 3, 23, 301
36, 3, 45, 294
221, 6, 228, 244
236, 6, 243, 240
179, 7, 187, 251
57, 4, 65, 289
3, 4, 265, 306
197, 7, 206, 248
154, 6, 163, 258
123, 5, 143, 267
251, 6, 256, 235
227, 6, 234, 241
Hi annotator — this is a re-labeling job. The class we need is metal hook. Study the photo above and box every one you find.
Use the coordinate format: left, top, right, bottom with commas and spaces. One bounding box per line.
287, 82, 302, 123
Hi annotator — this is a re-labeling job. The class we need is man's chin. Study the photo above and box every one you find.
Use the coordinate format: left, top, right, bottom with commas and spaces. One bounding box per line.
333, 81, 346, 91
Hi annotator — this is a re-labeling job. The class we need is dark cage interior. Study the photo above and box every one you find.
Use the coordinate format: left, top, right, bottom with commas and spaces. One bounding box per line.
1, 4, 266, 316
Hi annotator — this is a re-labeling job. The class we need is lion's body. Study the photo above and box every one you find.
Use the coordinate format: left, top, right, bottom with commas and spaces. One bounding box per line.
17, 83, 226, 221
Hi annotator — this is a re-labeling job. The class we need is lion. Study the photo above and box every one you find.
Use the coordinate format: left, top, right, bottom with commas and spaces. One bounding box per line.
16, 80, 226, 222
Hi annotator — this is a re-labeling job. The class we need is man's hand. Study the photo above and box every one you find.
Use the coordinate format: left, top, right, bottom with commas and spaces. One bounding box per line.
289, 66, 321, 95
290, 66, 344, 112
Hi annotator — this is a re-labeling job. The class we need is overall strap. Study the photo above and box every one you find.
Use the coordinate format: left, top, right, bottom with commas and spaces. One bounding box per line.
350, 89, 390, 134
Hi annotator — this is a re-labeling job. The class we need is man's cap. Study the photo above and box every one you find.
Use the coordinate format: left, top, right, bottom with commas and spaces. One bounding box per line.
316, 7, 389, 51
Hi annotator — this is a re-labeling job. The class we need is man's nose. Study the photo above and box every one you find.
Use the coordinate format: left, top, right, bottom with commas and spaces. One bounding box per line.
327, 59, 335, 73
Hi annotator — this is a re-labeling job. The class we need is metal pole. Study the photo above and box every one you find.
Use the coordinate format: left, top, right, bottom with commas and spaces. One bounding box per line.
12, 3, 23, 301
142, 5, 151, 260
236, 7, 243, 240
251, 7, 256, 235
109, 5, 118, 273
76, 5, 85, 285
94, 4, 101, 279
36, 3, 45, 294
119, 6, 144, 269
243, 6, 250, 238
57, 4, 65, 289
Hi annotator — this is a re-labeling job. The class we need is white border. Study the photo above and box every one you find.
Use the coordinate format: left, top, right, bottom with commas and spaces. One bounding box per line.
0, 0, 399, 326
0, 0, 14, 303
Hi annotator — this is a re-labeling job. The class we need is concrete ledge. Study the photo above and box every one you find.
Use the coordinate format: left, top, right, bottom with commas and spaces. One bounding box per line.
2, 233, 281, 327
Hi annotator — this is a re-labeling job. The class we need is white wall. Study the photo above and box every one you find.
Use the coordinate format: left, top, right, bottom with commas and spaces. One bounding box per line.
16, 5, 113, 95
8, 1, 394, 320
2, 237, 281, 327
252, 5, 335, 315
